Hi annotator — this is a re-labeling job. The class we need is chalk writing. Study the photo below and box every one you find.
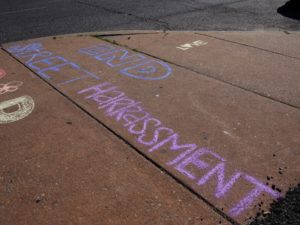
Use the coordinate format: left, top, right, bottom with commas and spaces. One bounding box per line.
77, 82, 281, 217
6, 43, 100, 86
7, 42, 172, 82
0, 95, 35, 124
0, 68, 6, 79
6, 42, 281, 218
176, 40, 208, 51
79, 44, 172, 80
0, 81, 23, 95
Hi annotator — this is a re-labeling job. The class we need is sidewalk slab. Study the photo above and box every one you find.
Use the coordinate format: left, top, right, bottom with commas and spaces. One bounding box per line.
197, 31, 300, 59
104, 31, 300, 108
3, 35, 299, 224
0, 49, 229, 225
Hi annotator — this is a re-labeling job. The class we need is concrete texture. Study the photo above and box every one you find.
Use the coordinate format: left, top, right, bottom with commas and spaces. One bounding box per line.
2, 32, 299, 224
197, 31, 300, 59
104, 31, 300, 108
0, 48, 229, 225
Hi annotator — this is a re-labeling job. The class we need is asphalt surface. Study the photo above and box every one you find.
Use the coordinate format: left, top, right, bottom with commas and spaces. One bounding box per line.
0, 0, 300, 43
250, 184, 300, 225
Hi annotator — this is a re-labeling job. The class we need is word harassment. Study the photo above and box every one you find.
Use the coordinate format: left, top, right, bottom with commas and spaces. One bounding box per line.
6, 42, 281, 218
77, 82, 280, 217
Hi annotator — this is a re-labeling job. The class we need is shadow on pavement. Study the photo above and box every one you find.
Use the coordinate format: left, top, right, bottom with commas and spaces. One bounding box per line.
277, 0, 300, 20
250, 184, 300, 225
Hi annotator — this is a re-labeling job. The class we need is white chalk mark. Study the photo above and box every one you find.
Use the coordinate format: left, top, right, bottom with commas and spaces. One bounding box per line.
176, 46, 189, 51
176, 40, 208, 51
0, 68, 6, 79
192, 40, 208, 46
223, 131, 232, 136
0, 95, 35, 124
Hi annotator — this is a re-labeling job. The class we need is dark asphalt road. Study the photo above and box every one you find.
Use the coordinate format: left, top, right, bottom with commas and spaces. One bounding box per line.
0, 0, 299, 43
250, 184, 300, 225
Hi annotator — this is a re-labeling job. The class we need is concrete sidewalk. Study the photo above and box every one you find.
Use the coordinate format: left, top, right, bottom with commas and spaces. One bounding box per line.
0, 31, 299, 225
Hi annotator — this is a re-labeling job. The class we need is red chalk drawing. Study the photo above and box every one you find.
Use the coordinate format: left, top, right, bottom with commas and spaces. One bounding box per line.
0, 81, 23, 95
0, 68, 7, 79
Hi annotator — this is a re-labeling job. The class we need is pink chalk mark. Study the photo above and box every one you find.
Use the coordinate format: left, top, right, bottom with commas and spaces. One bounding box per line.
0, 68, 7, 79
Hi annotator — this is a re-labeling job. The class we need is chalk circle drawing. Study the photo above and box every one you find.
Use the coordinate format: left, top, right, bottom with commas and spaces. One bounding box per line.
79, 44, 173, 81
0, 68, 6, 79
120, 60, 172, 81
0, 81, 23, 95
0, 95, 35, 124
